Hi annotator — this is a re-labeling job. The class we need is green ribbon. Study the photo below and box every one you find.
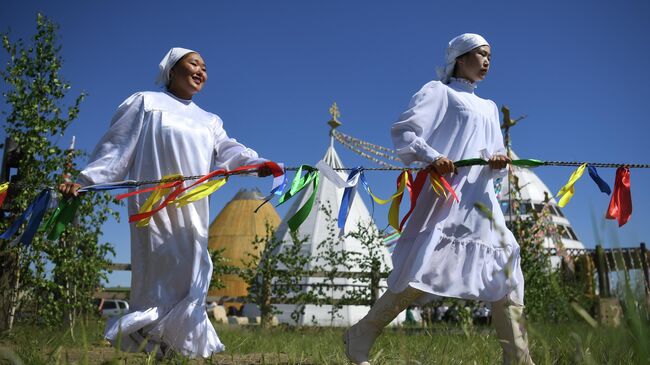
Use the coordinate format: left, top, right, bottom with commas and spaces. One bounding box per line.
453, 158, 544, 168
277, 165, 320, 232
453, 158, 488, 167
43, 197, 81, 240
511, 159, 544, 167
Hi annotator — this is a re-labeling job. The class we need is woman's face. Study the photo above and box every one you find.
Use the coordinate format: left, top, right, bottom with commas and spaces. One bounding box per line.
455, 45, 491, 83
168, 52, 208, 99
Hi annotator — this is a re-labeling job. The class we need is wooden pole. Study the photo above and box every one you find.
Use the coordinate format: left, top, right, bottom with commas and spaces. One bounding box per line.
640, 242, 649, 295
595, 245, 609, 297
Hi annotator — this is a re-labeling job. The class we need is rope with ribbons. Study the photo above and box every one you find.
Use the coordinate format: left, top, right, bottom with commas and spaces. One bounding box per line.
0, 155, 646, 247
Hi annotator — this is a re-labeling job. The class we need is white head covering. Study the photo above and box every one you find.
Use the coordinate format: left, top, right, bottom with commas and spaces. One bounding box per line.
155, 47, 196, 86
436, 33, 489, 84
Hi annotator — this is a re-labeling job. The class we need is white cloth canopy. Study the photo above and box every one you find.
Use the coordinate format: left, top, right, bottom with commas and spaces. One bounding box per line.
79, 91, 266, 357
436, 33, 489, 84
389, 78, 524, 306
156, 47, 196, 86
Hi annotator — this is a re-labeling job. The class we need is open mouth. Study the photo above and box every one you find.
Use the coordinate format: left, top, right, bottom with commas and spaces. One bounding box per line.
192, 75, 203, 85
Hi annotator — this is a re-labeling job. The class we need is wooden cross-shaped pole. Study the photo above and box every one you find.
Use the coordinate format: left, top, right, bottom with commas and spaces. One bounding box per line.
501, 105, 527, 224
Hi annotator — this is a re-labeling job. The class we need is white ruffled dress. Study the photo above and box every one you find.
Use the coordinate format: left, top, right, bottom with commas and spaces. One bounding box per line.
388, 78, 524, 305
79, 91, 266, 357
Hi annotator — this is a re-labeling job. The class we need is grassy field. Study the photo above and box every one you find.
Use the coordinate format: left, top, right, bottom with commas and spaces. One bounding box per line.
0, 317, 647, 365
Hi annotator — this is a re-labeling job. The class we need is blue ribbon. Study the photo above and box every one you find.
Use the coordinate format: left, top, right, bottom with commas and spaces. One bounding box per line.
78, 180, 138, 192
337, 167, 362, 229
358, 172, 376, 219
255, 170, 288, 213
587, 165, 611, 195
0, 189, 52, 246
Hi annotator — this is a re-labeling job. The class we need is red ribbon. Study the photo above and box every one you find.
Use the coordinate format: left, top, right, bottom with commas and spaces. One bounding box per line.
399, 170, 428, 231
121, 161, 284, 224
606, 167, 632, 227
0, 190, 7, 208
429, 171, 459, 203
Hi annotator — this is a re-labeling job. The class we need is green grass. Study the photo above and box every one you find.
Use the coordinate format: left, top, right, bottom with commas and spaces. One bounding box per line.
0, 318, 647, 364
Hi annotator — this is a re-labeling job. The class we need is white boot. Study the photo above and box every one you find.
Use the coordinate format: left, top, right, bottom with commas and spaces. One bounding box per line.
491, 296, 535, 365
343, 287, 422, 365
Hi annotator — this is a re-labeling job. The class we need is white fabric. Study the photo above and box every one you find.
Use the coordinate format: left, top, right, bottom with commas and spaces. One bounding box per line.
389, 79, 524, 306
155, 47, 196, 86
79, 91, 266, 357
316, 160, 361, 188
436, 33, 489, 84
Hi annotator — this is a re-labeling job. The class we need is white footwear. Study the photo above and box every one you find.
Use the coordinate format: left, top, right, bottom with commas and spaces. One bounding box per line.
343, 287, 422, 365
491, 296, 535, 365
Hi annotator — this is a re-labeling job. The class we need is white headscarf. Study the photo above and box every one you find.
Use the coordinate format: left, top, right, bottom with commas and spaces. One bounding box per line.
436, 33, 489, 84
155, 47, 196, 86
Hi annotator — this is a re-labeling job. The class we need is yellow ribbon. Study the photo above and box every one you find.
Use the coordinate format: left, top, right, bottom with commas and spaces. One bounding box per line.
0, 182, 9, 193
388, 171, 409, 231
556, 163, 587, 208
171, 177, 228, 207
136, 174, 182, 228
367, 170, 408, 205
430, 174, 448, 198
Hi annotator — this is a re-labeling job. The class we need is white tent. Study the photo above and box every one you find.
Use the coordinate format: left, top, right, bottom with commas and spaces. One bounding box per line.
272, 141, 402, 327
497, 150, 586, 266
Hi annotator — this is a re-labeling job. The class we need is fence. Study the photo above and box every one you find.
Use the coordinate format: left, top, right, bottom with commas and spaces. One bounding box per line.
103, 243, 650, 306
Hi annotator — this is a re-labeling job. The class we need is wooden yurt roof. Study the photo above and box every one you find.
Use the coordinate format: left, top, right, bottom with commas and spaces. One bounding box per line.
208, 188, 281, 298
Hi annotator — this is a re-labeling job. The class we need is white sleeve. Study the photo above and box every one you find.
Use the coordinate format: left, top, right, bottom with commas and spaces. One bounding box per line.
77, 93, 146, 186
391, 81, 448, 165
485, 101, 508, 179
212, 116, 266, 171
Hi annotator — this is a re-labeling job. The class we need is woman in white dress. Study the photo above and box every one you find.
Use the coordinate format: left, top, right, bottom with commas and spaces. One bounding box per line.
344, 34, 534, 365
60, 47, 271, 358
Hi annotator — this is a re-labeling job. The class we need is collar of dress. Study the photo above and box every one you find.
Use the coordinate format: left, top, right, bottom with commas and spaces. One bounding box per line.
164, 90, 194, 105
449, 77, 478, 93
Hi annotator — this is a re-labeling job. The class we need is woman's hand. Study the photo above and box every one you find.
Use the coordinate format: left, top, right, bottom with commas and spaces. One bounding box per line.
257, 165, 273, 177
427, 157, 456, 175
488, 155, 511, 170
58, 182, 81, 198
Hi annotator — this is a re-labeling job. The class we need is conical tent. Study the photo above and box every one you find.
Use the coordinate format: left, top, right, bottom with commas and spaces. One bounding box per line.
273, 142, 400, 326
208, 188, 281, 299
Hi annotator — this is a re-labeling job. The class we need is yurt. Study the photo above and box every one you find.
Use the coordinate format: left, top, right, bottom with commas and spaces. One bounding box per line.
208, 188, 281, 299
272, 141, 399, 327
496, 150, 585, 252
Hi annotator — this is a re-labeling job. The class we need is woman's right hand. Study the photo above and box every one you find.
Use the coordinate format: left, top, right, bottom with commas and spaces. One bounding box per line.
427, 157, 456, 175
58, 182, 82, 198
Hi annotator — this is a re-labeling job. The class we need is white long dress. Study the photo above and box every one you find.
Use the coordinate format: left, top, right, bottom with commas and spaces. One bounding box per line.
388, 78, 525, 305
79, 91, 266, 357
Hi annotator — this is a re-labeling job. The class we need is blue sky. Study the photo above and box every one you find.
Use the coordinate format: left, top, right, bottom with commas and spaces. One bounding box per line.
1, 0, 649, 286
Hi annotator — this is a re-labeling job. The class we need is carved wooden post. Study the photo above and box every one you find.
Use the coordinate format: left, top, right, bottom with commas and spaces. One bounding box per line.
595, 245, 609, 297
640, 243, 650, 295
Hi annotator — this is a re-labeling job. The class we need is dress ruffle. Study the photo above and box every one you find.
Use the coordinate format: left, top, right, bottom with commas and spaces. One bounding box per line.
105, 296, 224, 358
388, 231, 525, 306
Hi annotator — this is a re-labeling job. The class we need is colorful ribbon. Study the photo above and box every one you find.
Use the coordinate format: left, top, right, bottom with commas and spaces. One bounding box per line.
121, 162, 285, 225
0, 182, 9, 207
255, 164, 288, 213
128, 174, 184, 227
43, 197, 82, 240
556, 163, 587, 208
429, 170, 459, 202
606, 167, 632, 227
0, 189, 52, 246
337, 168, 363, 230
171, 177, 228, 207
399, 170, 428, 231
587, 165, 611, 195
387, 171, 410, 231
277, 165, 320, 232
452, 158, 544, 168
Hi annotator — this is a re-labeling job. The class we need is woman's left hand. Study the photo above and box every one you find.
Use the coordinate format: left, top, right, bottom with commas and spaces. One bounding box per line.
257, 165, 273, 177
488, 155, 511, 170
